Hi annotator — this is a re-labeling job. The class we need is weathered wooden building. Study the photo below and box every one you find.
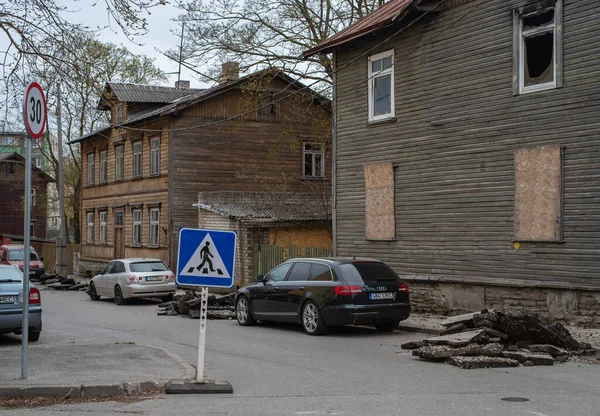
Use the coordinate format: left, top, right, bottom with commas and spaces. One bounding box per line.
306, 0, 600, 324
72, 67, 331, 283
0, 153, 52, 239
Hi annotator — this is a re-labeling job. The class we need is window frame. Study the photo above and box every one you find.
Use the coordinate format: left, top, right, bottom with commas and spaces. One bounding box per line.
514, 0, 563, 95
99, 149, 107, 184
115, 145, 124, 181
132, 209, 142, 246
87, 153, 95, 186
31, 188, 36, 206
149, 208, 160, 247
303, 142, 325, 178
87, 212, 94, 244
150, 137, 160, 176
99, 211, 108, 244
368, 49, 395, 122
133, 142, 142, 178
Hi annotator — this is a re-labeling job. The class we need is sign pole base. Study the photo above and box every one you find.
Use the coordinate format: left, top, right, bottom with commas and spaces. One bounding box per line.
197, 287, 208, 382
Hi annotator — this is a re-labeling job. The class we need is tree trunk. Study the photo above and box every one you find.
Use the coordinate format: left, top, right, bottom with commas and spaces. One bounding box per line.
72, 177, 81, 244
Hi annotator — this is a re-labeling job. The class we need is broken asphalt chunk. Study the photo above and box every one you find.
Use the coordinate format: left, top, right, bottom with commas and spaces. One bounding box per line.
447, 356, 519, 369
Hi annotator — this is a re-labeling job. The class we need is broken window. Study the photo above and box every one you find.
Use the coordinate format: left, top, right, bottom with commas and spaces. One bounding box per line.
368, 50, 394, 121
258, 93, 275, 116
515, 1, 562, 94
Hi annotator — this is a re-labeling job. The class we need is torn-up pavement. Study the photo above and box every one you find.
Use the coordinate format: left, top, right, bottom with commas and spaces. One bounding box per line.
157, 289, 236, 320
402, 309, 600, 369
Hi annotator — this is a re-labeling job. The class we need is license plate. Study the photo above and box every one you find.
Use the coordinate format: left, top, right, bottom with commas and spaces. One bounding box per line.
0, 296, 14, 304
29, 271, 35, 275
369, 292, 394, 300
146, 276, 162, 282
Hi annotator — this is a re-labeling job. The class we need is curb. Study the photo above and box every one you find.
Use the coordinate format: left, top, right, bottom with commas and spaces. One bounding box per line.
141, 344, 197, 380
0, 380, 163, 399
397, 324, 441, 336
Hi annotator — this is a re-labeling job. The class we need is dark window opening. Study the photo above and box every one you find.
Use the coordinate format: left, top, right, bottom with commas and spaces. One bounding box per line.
258, 94, 275, 116
524, 32, 554, 85
523, 9, 554, 29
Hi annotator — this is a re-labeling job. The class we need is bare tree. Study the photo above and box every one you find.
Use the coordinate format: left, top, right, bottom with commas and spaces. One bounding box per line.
172, 0, 387, 90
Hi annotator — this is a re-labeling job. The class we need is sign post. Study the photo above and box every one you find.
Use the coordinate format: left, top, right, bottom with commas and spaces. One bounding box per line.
169, 228, 235, 393
21, 82, 47, 379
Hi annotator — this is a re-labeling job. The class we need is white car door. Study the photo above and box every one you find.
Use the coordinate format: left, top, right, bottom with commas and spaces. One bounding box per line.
96, 262, 114, 296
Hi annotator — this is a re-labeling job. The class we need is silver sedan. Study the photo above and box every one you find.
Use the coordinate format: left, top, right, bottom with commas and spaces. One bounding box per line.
89, 258, 176, 305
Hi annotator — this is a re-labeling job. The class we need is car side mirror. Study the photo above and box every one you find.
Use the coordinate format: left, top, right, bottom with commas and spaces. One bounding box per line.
96, 270, 104, 276
40, 257, 44, 261
256, 274, 265, 283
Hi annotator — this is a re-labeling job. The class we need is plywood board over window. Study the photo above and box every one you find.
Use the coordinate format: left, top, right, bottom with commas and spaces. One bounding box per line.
364, 162, 395, 240
514, 144, 563, 242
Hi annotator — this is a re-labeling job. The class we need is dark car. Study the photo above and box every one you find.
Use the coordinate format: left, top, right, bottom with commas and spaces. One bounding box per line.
235, 258, 410, 335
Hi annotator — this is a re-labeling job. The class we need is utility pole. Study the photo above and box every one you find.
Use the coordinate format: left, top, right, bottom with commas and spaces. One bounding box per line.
55, 83, 67, 277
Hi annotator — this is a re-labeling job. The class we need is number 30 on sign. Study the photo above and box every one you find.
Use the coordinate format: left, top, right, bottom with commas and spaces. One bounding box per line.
23, 82, 47, 140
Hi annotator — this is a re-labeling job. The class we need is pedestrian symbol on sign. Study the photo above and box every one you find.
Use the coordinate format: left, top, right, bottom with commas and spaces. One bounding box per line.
180, 233, 230, 279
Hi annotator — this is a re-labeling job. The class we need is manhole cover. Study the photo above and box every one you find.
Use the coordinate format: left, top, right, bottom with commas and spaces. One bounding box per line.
501, 397, 530, 402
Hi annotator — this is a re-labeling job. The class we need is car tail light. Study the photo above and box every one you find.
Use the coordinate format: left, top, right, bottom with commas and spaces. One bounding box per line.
398, 283, 409, 292
128, 276, 136, 283
29, 288, 41, 305
138, 276, 144, 282
170, 273, 176, 281
334, 285, 362, 296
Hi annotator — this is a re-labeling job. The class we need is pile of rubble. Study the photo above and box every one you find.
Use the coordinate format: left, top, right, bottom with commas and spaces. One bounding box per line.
157, 289, 236, 320
31, 274, 89, 292
401, 309, 599, 369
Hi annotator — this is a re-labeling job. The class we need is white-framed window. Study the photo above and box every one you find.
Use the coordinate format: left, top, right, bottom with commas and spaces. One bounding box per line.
133, 142, 142, 178
99, 211, 107, 244
368, 50, 394, 122
149, 208, 160, 247
516, 1, 562, 94
303, 142, 325, 178
87, 212, 94, 244
150, 137, 160, 176
99, 150, 107, 184
115, 145, 124, 180
132, 209, 142, 245
87, 153, 94, 185
31, 188, 36, 206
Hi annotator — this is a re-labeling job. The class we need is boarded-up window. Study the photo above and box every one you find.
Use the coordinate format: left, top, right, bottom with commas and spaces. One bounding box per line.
514, 145, 562, 241
364, 162, 395, 240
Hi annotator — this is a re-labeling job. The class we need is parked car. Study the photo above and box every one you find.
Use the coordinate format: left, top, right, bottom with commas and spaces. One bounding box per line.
88, 258, 176, 305
0, 244, 45, 280
235, 257, 410, 335
0, 265, 42, 341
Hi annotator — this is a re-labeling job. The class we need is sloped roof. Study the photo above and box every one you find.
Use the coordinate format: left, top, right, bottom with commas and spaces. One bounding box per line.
97, 82, 200, 110
303, 0, 415, 57
72, 70, 329, 144
0, 152, 53, 181
194, 192, 329, 222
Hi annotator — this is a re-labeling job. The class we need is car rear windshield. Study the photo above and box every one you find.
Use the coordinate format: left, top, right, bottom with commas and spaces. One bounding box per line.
0, 267, 23, 281
338, 262, 399, 284
129, 261, 169, 273
7, 250, 39, 261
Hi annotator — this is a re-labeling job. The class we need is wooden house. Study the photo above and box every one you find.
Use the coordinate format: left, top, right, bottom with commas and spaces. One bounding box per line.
305, 0, 600, 324
72, 66, 331, 282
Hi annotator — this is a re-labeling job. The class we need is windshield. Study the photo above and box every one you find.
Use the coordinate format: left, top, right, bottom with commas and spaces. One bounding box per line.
7, 250, 39, 261
129, 261, 169, 273
0, 267, 23, 282
339, 262, 399, 284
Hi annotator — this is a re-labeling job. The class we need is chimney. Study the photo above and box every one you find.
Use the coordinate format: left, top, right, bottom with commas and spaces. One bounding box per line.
175, 80, 190, 89
220, 62, 239, 84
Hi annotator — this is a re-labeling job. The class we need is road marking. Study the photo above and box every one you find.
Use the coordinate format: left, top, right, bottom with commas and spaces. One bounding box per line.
526, 411, 549, 416
294, 412, 343, 415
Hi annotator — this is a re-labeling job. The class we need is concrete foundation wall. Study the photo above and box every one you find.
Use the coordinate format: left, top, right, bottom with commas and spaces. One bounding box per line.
408, 280, 600, 327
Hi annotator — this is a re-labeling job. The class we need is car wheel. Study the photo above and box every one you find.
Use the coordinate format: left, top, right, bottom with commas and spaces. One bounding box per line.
236, 296, 256, 326
374, 320, 400, 332
114, 285, 127, 305
89, 282, 101, 301
301, 301, 327, 335
29, 330, 41, 342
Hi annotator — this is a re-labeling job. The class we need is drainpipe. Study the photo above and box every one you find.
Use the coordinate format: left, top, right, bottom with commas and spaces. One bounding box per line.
331, 54, 337, 256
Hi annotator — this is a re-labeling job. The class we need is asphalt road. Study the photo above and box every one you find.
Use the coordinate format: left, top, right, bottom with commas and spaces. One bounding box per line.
2, 290, 600, 415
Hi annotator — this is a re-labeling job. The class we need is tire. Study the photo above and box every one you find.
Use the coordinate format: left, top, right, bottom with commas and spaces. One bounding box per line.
114, 285, 127, 305
236, 296, 256, 326
89, 282, 101, 301
375, 320, 400, 332
301, 301, 327, 335
29, 330, 41, 342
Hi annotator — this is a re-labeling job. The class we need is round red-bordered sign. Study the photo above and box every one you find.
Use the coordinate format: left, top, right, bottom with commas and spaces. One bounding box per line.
23, 82, 47, 140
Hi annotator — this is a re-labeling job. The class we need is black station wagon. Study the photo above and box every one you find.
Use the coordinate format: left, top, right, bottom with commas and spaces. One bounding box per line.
235, 258, 411, 335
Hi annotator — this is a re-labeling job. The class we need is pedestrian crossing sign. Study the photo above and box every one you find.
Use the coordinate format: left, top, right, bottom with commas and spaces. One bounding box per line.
176, 228, 237, 288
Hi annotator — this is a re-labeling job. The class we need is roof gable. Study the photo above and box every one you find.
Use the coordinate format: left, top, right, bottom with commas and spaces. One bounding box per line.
97, 82, 200, 110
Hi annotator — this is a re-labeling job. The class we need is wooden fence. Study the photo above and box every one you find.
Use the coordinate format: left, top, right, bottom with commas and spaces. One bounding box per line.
252, 244, 332, 276
31, 242, 81, 275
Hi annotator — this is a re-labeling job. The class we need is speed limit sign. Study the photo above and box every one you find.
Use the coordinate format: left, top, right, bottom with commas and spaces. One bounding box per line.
23, 82, 47, 140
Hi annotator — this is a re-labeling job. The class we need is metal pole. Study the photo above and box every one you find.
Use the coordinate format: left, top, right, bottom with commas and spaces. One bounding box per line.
197, 287, 208, 382
56, 83, 67, 277
21, 136, 32, 379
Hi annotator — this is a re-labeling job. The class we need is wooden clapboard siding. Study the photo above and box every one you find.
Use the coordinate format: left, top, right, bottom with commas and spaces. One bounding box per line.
333, 0, 600, 287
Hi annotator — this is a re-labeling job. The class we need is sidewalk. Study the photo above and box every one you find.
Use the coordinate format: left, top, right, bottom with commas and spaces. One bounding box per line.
0, 343, 194, 399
